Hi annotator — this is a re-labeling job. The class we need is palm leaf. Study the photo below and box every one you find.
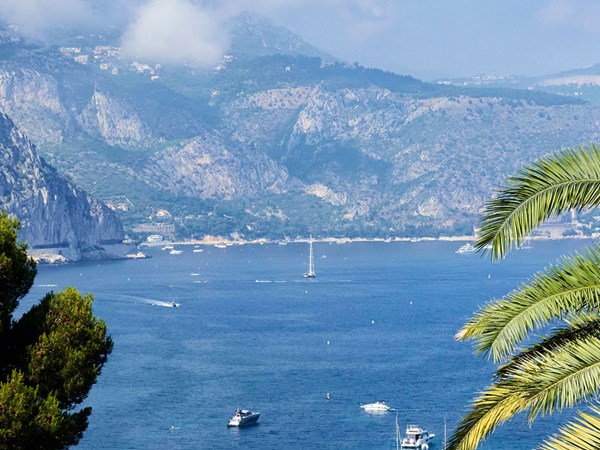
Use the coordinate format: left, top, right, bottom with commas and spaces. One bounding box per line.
496, 313, 600, 379
447, 336, 600, 450
476, 145, 600, 259
539, 404, 600, 450
456, 246, 600, 361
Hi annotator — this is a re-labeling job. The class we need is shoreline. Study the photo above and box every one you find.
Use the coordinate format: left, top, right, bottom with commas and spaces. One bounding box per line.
139, 233, 596, 248
29, 234, 597, 264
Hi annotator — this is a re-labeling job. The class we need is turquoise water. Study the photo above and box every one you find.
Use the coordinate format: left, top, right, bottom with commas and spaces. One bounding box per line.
20, 240, 591, 449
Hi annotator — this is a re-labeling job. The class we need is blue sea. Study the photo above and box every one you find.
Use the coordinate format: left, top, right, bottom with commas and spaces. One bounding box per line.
20, 240, 592, 449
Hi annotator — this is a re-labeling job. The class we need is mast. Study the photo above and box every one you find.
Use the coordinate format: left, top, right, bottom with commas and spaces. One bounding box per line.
444, 417, 447, 450
395, 411, 400, 450
309, 235, 314, 275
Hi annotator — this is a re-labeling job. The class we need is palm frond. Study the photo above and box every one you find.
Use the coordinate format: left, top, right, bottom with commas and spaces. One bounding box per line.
476, 145, 600, 259
496, 313, 600, 379
448, 336, 600, 450
538, 404, 600, 450
455, 246, 600, 361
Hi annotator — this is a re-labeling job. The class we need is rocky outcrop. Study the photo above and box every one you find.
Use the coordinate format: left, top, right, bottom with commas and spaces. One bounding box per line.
78, 89, 157, 149
139, 131, 289, 199
0, 112, 127, 260
0, 69, 69, 145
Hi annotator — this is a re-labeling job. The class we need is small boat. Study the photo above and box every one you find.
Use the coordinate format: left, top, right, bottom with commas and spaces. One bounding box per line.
455, 243, 475, 254
360, 400, 390, 412
193, 249, 204, 253
227, 409, 260, 427
162, 245, 174, 250
169, 249, 183, 255
303, 236, 316, 278
126, 251, 150, 259
401, 424, 435, 449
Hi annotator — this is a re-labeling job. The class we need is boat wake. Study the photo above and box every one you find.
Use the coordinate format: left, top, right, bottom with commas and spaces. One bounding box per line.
147, 300, 181, 308
255, 280, 273, 283
36, 283, 58, 287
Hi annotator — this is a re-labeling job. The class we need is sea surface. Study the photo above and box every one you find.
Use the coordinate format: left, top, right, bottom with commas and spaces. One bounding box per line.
20, 240, 592, 449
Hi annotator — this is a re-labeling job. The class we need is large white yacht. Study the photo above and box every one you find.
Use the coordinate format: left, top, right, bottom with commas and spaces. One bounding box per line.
360, 400, 391, 412
227, 409, 260, 427
455, 242, 475, 254
401, 424, 435, 448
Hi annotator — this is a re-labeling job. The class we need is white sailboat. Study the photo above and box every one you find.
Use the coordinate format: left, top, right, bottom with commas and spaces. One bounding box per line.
303, 236, 316, 278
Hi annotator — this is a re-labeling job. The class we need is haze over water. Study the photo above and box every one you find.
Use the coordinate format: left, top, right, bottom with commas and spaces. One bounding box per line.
21, 240, 590, 449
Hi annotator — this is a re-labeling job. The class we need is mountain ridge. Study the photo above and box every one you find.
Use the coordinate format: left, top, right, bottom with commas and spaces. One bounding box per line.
0, 16, 598, 241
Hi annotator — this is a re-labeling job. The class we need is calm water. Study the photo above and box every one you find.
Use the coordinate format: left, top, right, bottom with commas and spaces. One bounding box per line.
20, 240, 591, 449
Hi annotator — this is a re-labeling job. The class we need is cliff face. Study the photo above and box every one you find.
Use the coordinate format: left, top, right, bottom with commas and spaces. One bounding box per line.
0, 113, 126, 260
139, 131, 289, 200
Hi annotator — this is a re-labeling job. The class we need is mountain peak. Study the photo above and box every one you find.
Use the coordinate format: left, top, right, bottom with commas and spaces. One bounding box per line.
227, 12, 336, 62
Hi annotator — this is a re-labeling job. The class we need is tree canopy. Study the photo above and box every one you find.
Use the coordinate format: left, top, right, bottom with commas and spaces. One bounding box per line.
0, 211, 112, 449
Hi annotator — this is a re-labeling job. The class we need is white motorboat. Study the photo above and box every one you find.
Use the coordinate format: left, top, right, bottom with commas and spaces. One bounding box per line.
169, 249, 182, 255
125, 251, 149, 259
455, 243, 475, 254
401, 424, 435, 449
360, 400, 390, 412
303, 236, 316, 278
227, 409, 260, 427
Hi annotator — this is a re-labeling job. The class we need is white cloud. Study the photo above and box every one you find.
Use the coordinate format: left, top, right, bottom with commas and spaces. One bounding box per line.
0, 0, 398, 66
0, 0, 93, 35
537, 0, 600, 33
121, 0, 229, 68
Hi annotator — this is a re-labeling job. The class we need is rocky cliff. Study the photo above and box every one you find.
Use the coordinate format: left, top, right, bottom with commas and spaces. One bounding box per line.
0, 112, 127, 260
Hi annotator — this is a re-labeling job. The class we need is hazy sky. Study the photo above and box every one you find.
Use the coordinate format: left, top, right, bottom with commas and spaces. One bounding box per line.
1, 0, 599, 79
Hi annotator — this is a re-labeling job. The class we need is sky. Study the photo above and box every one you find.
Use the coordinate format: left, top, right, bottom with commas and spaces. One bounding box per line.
0, 0, 599, 80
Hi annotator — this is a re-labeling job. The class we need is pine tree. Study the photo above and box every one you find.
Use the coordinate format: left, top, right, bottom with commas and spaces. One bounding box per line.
0, 211, 112, 449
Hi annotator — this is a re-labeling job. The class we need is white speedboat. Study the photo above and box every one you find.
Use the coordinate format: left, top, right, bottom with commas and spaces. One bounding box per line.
455, 243, 475, 254
401, 424, 435, 448
228, 409, 260, 427
169, 249, 182, 255
360, 400, 390, 412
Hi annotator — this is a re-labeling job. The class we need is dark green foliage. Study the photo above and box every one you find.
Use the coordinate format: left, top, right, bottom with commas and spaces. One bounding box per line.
0, 371, 89, 450
0, 212, 111, 449
0, 211, 36, 336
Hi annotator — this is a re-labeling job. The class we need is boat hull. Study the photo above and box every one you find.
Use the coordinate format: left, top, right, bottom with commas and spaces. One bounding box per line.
228, 412, 260, 427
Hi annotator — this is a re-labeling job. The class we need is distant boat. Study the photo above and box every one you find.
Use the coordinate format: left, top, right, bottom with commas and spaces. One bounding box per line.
169, 249, 182, 255
455, 243, 475, 254
162, 245, 174, 251
360, 400, 390, 412
518, 238, 533, 250
401, 424, 435, 449
214, 244, 227, 248
126, 251, 150, 259
193, 249, 204, 253
303, 236, 316, 278
227, 409, 260, 427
